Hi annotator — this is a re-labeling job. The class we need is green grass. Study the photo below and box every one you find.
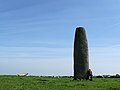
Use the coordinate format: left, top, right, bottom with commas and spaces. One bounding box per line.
0, 75, 120, 90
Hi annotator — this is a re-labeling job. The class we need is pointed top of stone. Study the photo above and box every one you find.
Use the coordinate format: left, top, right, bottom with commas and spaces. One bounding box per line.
76, 27, 85, 32
76, 27, 86, 34
76, 27, 84, 29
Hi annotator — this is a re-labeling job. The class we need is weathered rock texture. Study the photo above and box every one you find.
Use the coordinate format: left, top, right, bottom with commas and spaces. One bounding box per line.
74, 27, 89, 80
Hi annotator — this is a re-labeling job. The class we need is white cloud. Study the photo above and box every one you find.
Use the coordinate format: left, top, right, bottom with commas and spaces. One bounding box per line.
0, 45, 120, 76
90, 45, 120, 75
0, 47, 72, 76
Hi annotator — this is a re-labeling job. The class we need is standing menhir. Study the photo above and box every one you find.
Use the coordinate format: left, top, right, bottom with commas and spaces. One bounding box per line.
74, 27, 89, 80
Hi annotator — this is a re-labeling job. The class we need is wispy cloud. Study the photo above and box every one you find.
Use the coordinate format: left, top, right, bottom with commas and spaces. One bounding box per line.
0, 47, 72, 75
90, 45, 120, 75
0, 47, 72, 59
0, 0, 43, 13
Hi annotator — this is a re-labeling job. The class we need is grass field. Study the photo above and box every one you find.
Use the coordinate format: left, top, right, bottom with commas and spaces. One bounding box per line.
0, 75, 120, 90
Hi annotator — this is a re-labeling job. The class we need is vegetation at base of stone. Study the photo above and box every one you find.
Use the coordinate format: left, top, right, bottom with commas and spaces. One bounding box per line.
0, 75, 120, 90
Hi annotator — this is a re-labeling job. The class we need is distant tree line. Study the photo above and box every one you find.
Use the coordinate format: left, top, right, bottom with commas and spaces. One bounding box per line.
95, 74, 120, 78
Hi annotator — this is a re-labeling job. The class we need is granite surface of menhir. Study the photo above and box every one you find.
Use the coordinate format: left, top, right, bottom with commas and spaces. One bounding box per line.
74, 27, 89, 80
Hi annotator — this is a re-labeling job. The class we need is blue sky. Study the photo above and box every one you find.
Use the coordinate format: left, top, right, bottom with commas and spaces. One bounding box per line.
0, 0, 120, 76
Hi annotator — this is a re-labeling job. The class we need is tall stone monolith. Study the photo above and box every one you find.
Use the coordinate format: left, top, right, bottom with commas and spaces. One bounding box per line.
74, 27, 89, 80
